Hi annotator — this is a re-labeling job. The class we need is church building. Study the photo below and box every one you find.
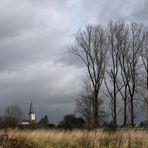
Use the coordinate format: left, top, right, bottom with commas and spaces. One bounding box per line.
28, 101, 36, 122
21, 101, 36, 125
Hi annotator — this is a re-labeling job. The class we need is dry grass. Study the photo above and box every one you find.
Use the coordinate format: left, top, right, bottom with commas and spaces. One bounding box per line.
0, 128, 148, 148
0, 129, 33, 148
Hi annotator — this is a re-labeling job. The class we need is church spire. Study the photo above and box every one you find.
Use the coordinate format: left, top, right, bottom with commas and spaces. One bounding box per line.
28, 99, 36, 122
29, 100, 34, 114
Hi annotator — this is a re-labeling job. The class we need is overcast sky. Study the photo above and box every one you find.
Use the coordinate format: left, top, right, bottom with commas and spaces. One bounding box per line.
0, 0, 148, 124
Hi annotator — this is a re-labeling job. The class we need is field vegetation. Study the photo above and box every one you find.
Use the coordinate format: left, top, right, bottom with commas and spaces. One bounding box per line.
0, 128, 148, 148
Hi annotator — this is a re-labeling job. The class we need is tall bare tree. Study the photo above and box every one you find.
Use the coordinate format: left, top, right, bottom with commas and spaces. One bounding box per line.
140, 28, 148, 119
104, 21, 124, 127
117, 23, 130, 126
127, 23, 145, 126
142, 30, 148, 90
70, 25, 107, 127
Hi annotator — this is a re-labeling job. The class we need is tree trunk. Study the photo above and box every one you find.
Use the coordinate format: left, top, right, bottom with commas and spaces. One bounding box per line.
113, 78, 117, 127
93, 91, 98, 128
130, 95, 134, 127
146, 59, 148, 90
123, 99, 127, 126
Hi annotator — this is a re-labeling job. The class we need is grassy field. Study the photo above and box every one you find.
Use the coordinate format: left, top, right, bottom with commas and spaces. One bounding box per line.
0, 128, 148, 148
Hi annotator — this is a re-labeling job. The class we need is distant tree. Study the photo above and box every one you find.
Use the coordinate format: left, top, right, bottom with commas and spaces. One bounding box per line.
76, 79, 106, 129
5, 104, 23, 127
39, 115, 49, 128
44, 115, 49, 126
49, 123, 56, 128
58, 114, 85, 129
76, 79, 93, 129
0, 116, 5, 128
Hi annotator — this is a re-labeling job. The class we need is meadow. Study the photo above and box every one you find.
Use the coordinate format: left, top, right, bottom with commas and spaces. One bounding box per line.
0, 128, 148, 148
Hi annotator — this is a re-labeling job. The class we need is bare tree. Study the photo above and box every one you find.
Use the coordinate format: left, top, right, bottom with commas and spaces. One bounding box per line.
118, 23, 145, 126
5, 104, 23, 127
142, 30, 148, 89
104, 21, 124, 127
70, 25, 107, 128
76, 79, 105, 128
76, 79, 93, 128
127, 23, 145, 126
139, 28, 148, 119
117, 23, 131, 126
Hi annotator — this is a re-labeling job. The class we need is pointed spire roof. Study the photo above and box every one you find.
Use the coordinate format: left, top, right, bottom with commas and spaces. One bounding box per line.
28, 100, 34, 114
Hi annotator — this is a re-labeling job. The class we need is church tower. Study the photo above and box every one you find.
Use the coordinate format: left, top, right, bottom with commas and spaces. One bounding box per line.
28, 100, 36, 122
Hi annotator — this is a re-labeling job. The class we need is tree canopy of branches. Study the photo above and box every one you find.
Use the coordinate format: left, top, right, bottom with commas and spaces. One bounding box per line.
70, 20, 148, 128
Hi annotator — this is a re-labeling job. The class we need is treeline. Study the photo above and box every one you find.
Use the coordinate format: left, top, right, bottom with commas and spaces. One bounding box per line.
70, 20, 148, 129
0, 104, 84, 130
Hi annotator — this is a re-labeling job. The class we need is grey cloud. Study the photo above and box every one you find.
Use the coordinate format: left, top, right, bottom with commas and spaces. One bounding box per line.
0, 0, 37, 38
0, 0, 79, 71
130, 0, 148, 24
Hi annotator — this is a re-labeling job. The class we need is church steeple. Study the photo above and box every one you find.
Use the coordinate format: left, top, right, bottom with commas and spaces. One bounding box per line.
29, 101, 34, 114
28, 100, 35, 122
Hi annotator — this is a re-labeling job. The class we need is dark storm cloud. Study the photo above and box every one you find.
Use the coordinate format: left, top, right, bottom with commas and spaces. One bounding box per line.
0, 0, 147, 123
